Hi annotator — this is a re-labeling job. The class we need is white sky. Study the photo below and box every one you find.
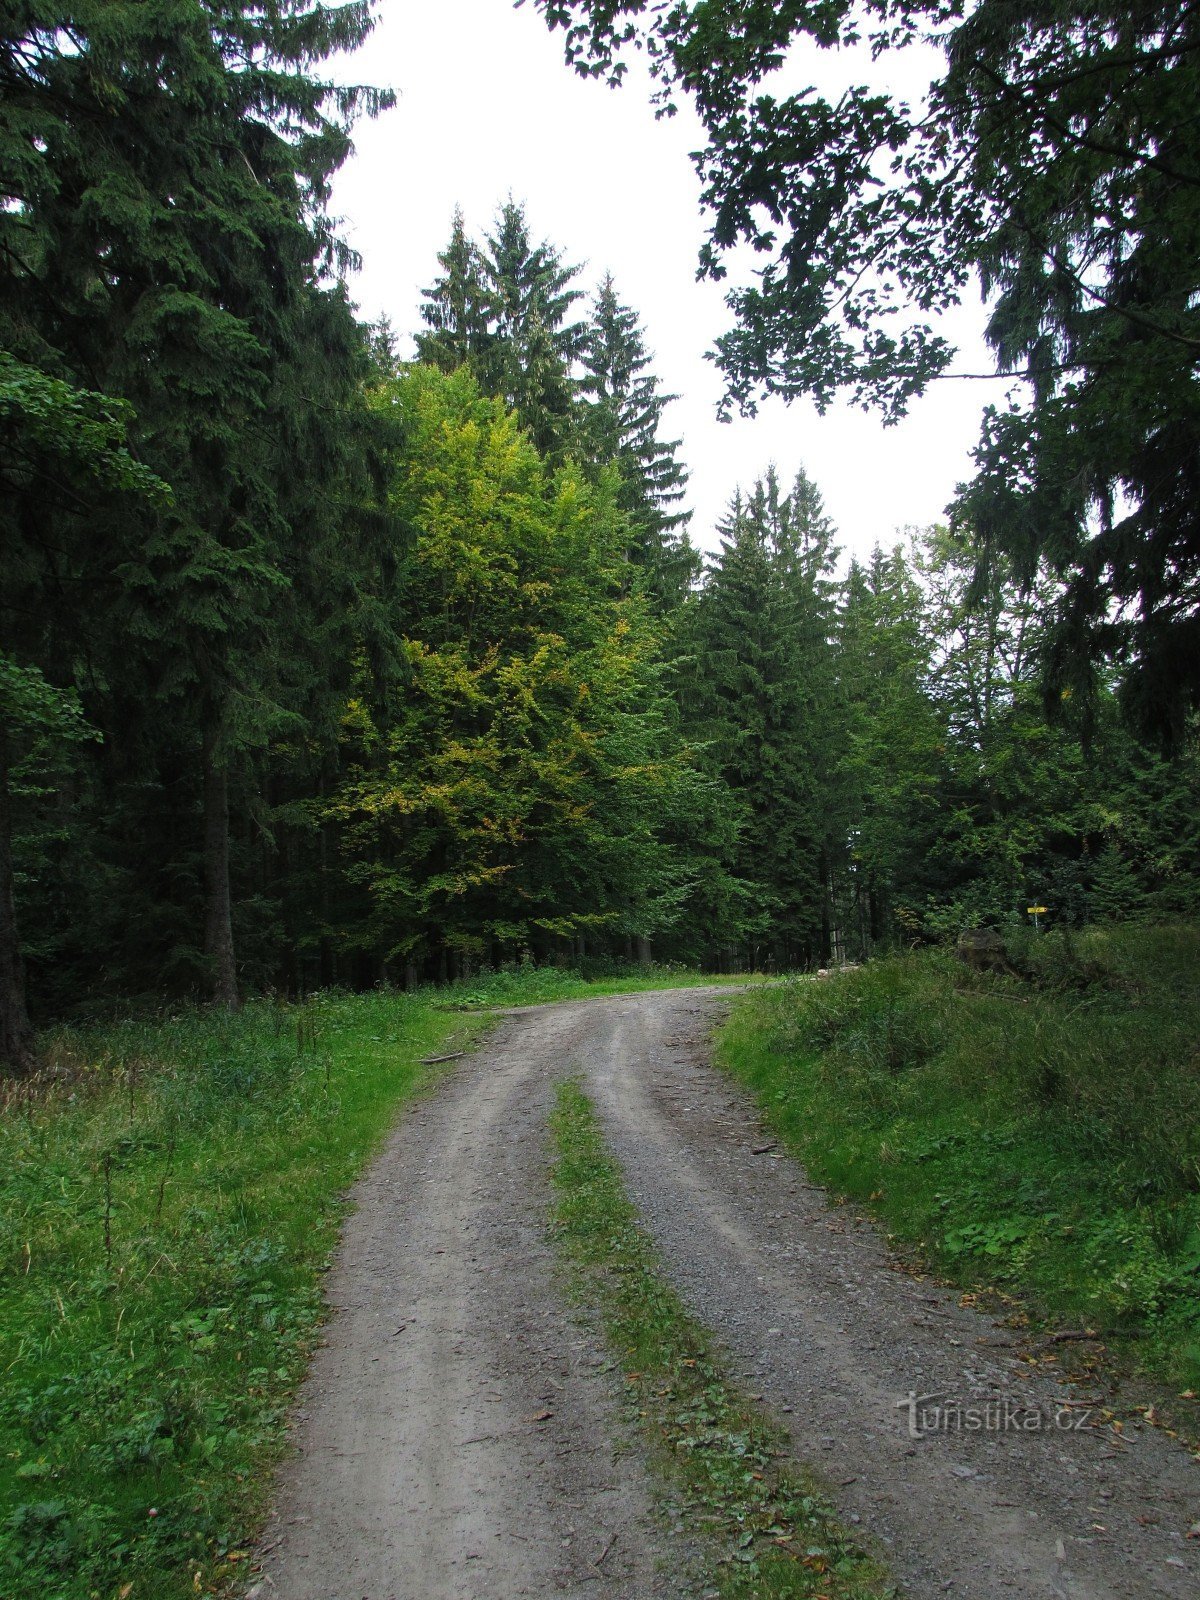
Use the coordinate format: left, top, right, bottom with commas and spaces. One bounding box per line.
331, 0, 1000, 562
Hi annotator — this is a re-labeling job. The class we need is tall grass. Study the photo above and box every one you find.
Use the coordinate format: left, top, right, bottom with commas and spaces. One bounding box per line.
720, 925, 1200, 1393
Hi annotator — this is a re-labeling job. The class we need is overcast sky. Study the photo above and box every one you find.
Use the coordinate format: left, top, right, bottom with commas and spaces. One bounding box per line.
330, 0, 999, 563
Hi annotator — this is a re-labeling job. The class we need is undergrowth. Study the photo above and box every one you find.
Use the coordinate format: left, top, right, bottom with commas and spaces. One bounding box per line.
548, 1078, 896, 1600
445, 962, 760, 1010
719, 923, 1200, 1405
0, 989, 492, 1600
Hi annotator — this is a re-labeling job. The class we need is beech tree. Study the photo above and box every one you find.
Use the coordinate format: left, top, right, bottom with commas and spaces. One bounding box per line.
331, 365, 715, 976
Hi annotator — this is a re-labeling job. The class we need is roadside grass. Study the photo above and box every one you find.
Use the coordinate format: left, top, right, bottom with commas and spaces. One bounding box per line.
548, 1078, 897, 1600
0, 988, 491, 1600
718, 923, 1200, 1411
0, 963, 745, 1600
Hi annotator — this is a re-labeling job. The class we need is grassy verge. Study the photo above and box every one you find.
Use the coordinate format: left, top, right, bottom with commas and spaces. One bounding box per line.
0, 988, 489, 1600
718, 923, 1200, 1416
548, 1078, 896, 1600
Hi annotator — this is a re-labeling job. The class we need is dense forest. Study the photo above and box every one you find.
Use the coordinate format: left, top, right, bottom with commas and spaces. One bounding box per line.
3, 1, 1199, 1071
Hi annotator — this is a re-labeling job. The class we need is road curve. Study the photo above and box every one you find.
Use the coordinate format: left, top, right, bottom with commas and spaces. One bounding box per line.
254, 987, 1198, 1600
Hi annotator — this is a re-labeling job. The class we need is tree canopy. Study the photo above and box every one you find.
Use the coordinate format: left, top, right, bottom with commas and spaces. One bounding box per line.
527, 0, 1200, 740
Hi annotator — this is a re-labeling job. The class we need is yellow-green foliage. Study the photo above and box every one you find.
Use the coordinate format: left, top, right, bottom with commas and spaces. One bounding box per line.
333, 364, 718, 967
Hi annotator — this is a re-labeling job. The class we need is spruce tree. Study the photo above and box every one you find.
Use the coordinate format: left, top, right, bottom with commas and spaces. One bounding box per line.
418, 201, 585, 460
532, 0, 1200, 741
0, 354, 169, 1067
683, 468, 844, 966
415, 207, 495, 376
837, 547, 945, 951
580, 274, 697, 605
0, 1, 392, 1015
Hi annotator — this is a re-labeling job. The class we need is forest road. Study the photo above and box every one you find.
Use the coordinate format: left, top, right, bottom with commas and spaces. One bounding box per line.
252, 987, 1198, 1600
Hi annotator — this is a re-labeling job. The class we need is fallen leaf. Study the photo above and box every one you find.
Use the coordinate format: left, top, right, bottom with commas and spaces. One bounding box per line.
526, 1408, 554, 1423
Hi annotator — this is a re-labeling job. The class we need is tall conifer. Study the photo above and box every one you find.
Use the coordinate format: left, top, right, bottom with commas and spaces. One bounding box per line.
580, 275, 697, 605
0, 1, 392, 1018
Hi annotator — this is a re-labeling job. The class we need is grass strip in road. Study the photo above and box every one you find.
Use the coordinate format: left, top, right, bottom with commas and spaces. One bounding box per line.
548, 1078, 896, 1600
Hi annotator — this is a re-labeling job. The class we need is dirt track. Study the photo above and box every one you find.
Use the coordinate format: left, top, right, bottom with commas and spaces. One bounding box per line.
252, 988, 1198, 1599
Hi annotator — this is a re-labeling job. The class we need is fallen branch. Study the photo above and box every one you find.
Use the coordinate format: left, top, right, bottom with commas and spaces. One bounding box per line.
593, 1531, 618, 1568
420, 1051, 465, 1065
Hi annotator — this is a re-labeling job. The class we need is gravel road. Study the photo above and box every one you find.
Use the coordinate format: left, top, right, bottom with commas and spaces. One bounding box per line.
253, 987, 1198, 1600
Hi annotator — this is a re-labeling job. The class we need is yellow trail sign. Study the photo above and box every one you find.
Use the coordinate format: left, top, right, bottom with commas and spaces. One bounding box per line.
1027, 905, 1048, 915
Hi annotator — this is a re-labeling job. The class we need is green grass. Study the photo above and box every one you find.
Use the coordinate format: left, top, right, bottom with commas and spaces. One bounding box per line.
548, 1078, 896, 1600
718, 923, 1200, 1409
0, 963, 742, 1600
0, 989, 489, 1600
444, 962, 764, 1010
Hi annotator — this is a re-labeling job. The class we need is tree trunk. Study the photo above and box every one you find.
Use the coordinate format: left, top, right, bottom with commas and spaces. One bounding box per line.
0, 724, 34, 1074
202, 726, 240, 1010
636, 934, 652, 968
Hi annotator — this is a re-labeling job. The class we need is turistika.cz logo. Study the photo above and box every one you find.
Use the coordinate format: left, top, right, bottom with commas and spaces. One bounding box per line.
896, 1392, 1093, 1438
